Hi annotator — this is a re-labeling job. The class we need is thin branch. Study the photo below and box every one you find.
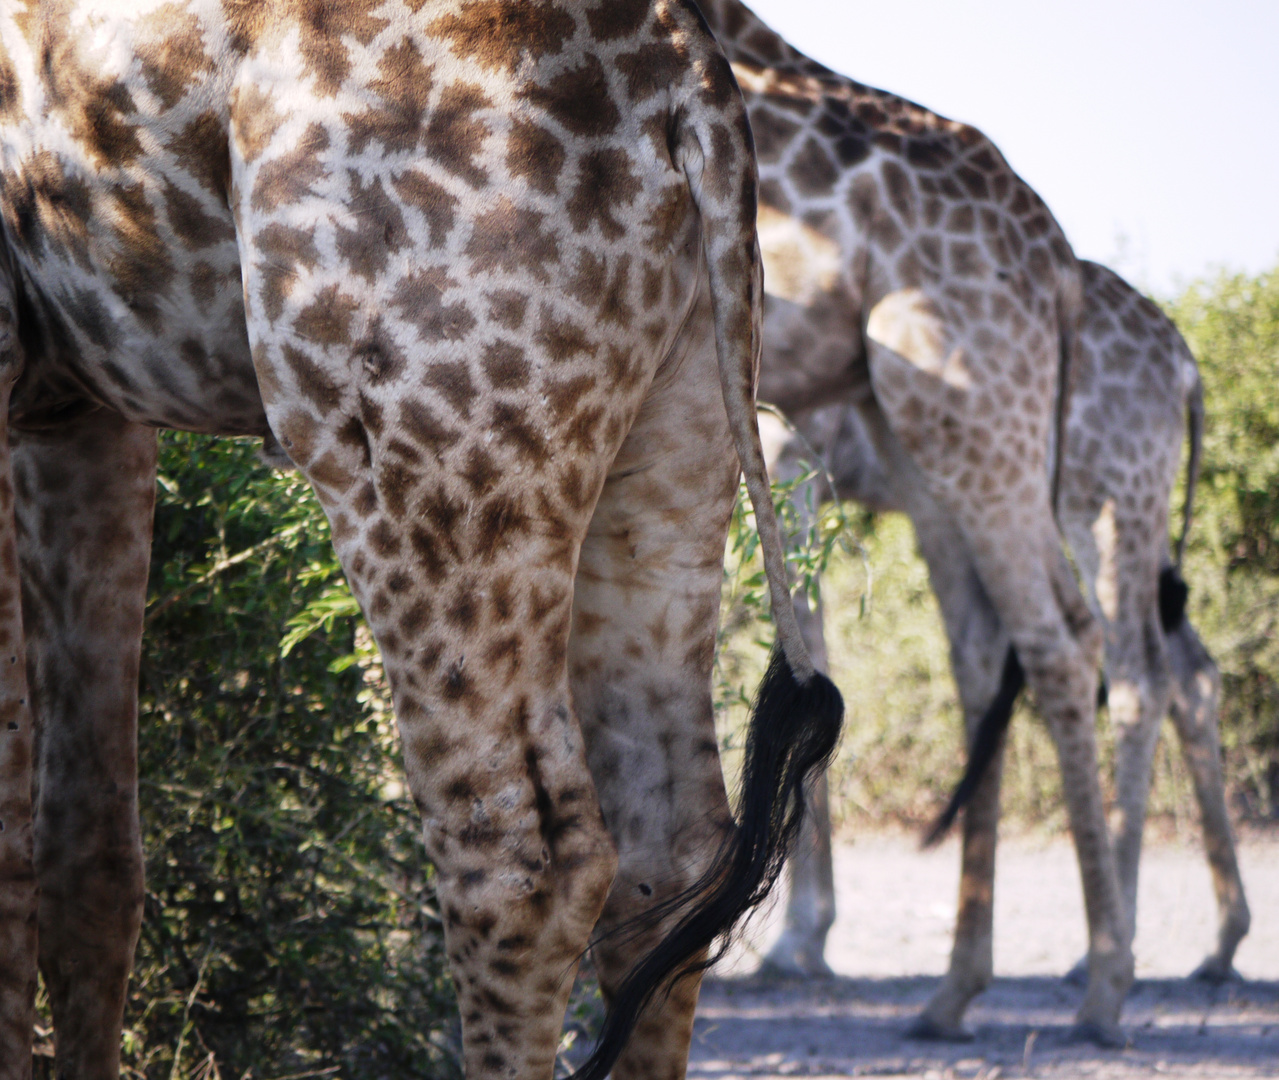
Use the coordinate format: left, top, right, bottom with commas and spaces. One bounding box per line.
146, 524, 306, 625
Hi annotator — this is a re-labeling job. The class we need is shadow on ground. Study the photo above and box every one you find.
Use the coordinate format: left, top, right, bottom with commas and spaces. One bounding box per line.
689, 973, 1279, 1078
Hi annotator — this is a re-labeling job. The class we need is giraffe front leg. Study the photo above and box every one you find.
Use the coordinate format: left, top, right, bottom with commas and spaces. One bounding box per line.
1166, 620, 1250, 982
0, 336, 36, 1080
14, 409, 157, 1080
761, 769, 835, 978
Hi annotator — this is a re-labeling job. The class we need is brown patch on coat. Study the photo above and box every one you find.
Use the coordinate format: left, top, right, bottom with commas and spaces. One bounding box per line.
400, 399, 460, 461
168, 112, 232, 202
465, 199, 560, 283
354, 318, 408, 386
392, 268, 477, 343
253, 223, 319, 322
282, 343, 341, 411
250, 122, 329, 212
37, 9, 145, 167
788, 137, 838, 198
535, 305, 596, 363
473, 493, 532, 561
294, 285, 359, 346
161, 178, 235, 249
482, 341, 529, 389
423, 362, 479, 420
135, 3, 214, 109
567, 148, 641, 239
224, 0, 389, 96
616, 40, 685, 105
585, 0, 650, 41
345, 38, 434, 155
520, 55, 619, 138
3, 150, 93, 266
336, 174, 408, 281
0, 46, 20, 119
425, 83, 493, 189
392, 171, 458, 248
428, 0, 575, 74
231, 83, 287, 163
490, 402, 549, 466
107, 183, 173, 329
506, 120, 565, 196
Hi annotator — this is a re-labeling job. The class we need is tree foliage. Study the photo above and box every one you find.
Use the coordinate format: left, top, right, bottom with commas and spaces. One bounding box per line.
1165, 265, 1279, 814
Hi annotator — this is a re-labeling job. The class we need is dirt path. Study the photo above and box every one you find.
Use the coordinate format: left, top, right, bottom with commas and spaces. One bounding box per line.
690, 831, 1279, 1077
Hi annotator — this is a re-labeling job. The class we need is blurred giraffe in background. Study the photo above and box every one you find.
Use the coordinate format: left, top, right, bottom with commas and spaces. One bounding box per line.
693, 0, 1136, 1041
761, 259, 1249, 999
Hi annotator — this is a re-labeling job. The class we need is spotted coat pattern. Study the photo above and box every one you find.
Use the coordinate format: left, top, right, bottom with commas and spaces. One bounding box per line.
0, 3, 823, 1078
763, 259, 1250, 993
694, 0, 1134, 1039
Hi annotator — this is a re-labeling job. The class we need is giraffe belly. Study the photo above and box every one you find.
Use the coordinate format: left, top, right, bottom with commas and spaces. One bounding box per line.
0, 2, 266, 436
9, 218, 265, 436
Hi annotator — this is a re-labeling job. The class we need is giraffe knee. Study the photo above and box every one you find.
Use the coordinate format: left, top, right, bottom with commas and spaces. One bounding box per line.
436, 778, 618, 967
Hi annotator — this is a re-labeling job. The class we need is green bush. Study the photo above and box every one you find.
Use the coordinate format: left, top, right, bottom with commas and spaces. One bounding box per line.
1165, 266, 1279, 817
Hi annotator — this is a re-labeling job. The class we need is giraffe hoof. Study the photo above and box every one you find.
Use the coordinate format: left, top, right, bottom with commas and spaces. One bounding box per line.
1191, 958, 1243, 985
1063, 957, 1089, 987
758, 951, 834, 979
1068, 1021, 1127, 1049
905, 1015, 975, 1042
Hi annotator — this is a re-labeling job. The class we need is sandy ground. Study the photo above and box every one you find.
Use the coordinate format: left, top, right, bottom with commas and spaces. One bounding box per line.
688, 830, 1279, 1078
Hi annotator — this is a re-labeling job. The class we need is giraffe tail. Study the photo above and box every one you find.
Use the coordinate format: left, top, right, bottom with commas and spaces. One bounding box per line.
1174, 358, 1204, 573
1157, 355, 1204, 634
568, 43, 843, 1080
921, 647, 1024, 848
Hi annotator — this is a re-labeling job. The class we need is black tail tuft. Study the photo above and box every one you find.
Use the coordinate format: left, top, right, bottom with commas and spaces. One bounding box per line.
569, 648, 843, 1080
922, 647, 1024, 849
1159, 566, 1189, 633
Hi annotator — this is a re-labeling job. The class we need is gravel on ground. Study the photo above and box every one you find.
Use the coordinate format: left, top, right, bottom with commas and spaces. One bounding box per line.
690, 830, 1279, 1078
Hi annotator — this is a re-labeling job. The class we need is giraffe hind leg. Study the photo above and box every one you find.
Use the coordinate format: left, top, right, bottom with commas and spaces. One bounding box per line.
905, 494, 1011, 1041
1166, 618, 1250, 981
569, 301, 742, 1077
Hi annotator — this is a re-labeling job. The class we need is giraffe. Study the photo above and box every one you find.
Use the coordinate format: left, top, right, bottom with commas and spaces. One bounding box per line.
759, 259, 1250, 999
692, 0, 1135, 1043
0, 3, 845, 1079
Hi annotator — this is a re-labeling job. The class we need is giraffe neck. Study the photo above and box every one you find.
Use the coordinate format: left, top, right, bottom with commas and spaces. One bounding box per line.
694, 0, 976, 145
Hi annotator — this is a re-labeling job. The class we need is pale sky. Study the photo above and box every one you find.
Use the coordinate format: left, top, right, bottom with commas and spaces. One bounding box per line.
744, 0, 1279, 297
